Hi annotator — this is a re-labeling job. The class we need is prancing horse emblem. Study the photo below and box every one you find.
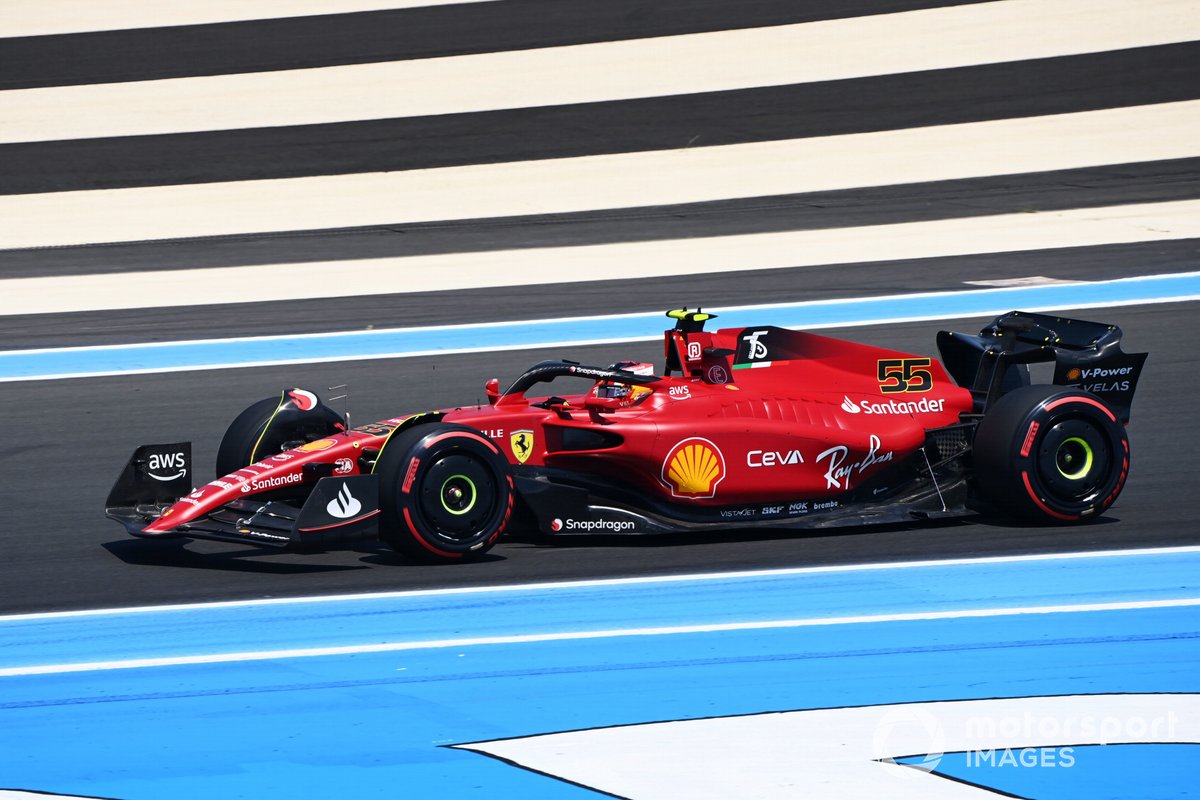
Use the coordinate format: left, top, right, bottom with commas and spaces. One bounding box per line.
510, 430, 534, 464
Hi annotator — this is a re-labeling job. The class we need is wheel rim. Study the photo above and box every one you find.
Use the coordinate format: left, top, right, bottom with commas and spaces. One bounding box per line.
1035, 418, 1111, 503
417, 452, 497, 542
439, 474, 478, 516
1054, 437, 1093, 481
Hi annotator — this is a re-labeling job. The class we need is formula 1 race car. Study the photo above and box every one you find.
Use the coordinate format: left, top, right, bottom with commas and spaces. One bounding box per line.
106, 309, 1147, 561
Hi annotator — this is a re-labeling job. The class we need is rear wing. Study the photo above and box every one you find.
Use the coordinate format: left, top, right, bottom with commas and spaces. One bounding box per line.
937, 311, 1147, 421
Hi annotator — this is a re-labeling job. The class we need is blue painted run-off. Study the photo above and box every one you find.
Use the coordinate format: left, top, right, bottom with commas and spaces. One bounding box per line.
2, 271, 1197, 380
0, 548, 1198, 798
2, 549, 1199, 670
924, 744, 1200, 800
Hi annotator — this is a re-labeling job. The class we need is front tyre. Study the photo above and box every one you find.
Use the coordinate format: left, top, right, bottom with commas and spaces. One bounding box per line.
215, 391, 345, 477
973, 385, 1129, 523
375, 423, 513, 561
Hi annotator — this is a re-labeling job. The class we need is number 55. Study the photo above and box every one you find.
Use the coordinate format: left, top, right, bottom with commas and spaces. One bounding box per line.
877, 358, 933, 393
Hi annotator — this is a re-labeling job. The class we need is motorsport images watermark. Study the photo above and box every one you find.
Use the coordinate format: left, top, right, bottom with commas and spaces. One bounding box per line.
871, 704, 1180, 776
959, 709, 1180, 769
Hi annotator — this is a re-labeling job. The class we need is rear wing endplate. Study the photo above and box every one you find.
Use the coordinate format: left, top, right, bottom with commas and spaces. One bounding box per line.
938, 311, 1148, 421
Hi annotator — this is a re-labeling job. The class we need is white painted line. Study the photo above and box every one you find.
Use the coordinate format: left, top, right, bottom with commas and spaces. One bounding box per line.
4, 194, 1200, 308
3, 544, 1198, 623
963, 276, 1085, 287
1, 0, 495, 37
4, 597, 1198, 676
2, 0, 1194, 142
0, 791, 100, 800
0, 339, 651, 382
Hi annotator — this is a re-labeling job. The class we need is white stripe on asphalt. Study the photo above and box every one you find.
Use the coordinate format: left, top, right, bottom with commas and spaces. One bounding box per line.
3, 101, 1198, 250
3, 597, 1198, 676
4, 545, 1197, 622
1, 0, 1195, 143
3, 199, 1197, 314
0, 0, 497, 38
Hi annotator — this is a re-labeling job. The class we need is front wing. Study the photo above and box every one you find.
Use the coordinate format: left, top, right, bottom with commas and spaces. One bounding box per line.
104, 443, 380, 549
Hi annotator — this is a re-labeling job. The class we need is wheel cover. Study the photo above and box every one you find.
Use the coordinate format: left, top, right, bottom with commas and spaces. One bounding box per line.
1055, 436, 1094, 481
1034, 418, 1111, 503
439, 474, 478, 516
417, 453, 497, 542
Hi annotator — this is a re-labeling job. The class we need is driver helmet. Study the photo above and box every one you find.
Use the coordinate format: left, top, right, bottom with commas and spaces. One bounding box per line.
595, 362, 655, 403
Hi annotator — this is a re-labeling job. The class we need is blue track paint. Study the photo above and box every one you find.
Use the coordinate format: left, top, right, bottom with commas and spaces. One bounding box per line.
2, 272, 1198, 381
3, 548, 1199, 671
924, 744, 1200, 800
1, 549, 1197, 798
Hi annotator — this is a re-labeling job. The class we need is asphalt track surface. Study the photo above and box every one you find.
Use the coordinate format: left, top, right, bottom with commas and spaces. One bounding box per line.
1, 0, 1198, 617
0, 299, 1194, 616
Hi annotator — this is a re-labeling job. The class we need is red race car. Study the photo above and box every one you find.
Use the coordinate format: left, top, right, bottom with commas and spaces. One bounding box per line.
106, 309, 1147, 561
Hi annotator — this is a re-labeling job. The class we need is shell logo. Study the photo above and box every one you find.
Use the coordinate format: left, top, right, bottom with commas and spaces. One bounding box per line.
662, 437, 726, 499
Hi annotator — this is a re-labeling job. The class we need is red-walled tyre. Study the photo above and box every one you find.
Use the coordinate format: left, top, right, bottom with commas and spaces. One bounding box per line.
375, 423, 514, 561
973, 385, 1129, 523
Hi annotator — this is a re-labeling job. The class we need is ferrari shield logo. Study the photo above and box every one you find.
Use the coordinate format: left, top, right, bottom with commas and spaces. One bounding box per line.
510, 430, 534, 464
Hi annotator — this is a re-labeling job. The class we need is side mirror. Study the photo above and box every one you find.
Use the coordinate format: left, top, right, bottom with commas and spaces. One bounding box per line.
485, 378, 500, 405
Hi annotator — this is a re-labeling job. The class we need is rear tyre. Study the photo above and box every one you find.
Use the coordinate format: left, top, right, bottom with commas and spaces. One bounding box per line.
375, 423, 513, 561
973, 385, 1129, 523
